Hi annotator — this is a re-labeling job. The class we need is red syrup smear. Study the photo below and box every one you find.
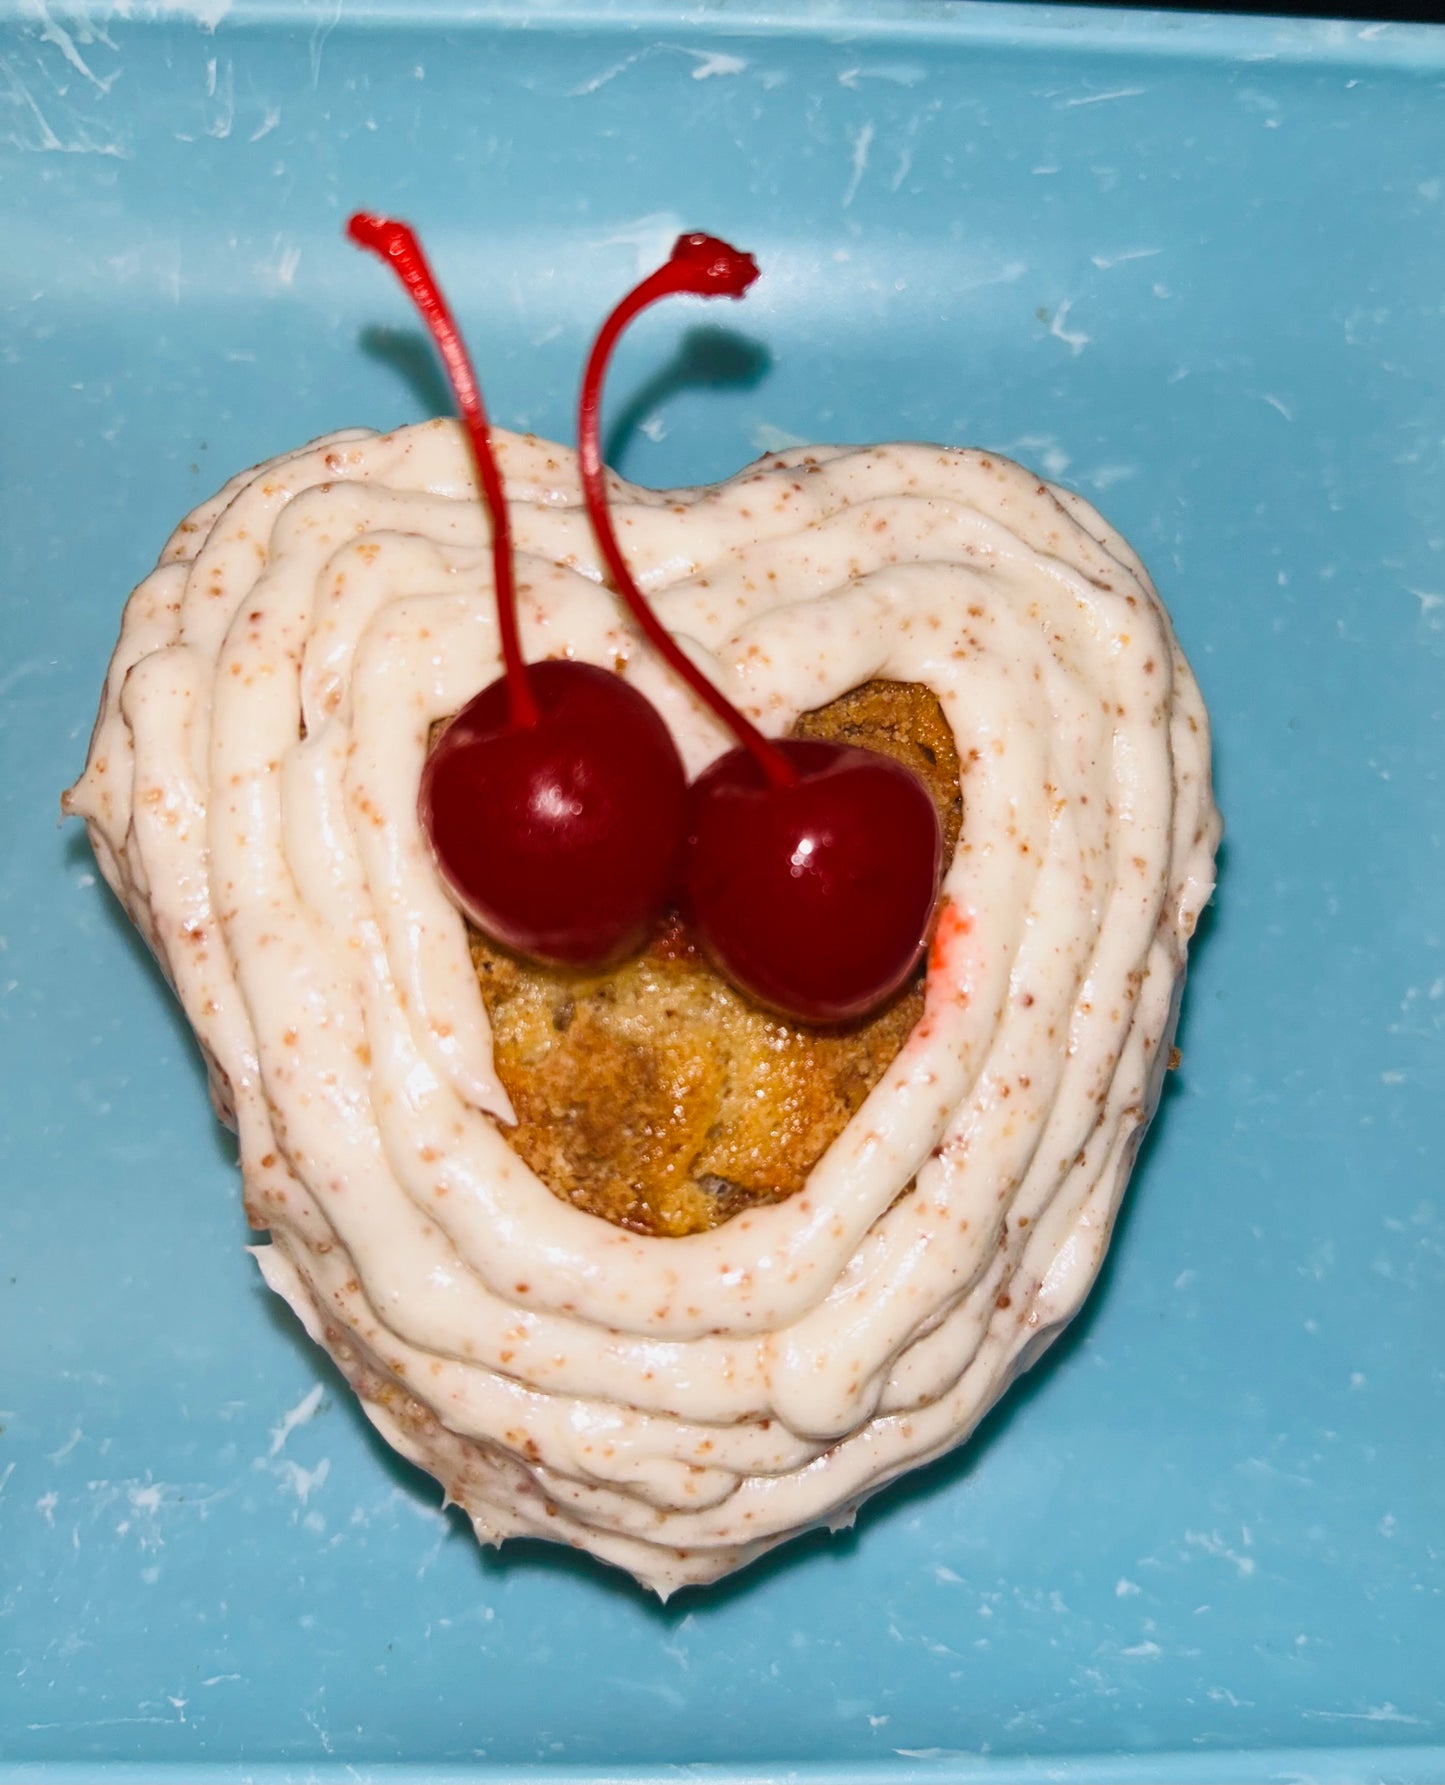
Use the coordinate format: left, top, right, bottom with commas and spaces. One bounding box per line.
577, 236, 944, 1024
349, 212, 687, 968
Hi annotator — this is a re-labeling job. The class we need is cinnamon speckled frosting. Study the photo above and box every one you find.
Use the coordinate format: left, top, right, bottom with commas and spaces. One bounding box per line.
65, 419, 1219, 1593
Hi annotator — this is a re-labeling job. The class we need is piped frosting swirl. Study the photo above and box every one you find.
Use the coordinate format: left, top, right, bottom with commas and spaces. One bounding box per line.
67, 420, 1219, 1592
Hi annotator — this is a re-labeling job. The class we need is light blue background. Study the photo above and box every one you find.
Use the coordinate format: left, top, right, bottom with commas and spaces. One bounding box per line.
1, 3, 1442, 1780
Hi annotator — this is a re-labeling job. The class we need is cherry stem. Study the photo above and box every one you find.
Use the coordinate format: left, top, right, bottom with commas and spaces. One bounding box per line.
578, 234, 797, 790
348, 212, 538, 731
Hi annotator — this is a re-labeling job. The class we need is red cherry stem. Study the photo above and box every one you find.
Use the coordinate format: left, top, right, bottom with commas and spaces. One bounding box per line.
578, 234, 797, 791
347, 211, 538, 731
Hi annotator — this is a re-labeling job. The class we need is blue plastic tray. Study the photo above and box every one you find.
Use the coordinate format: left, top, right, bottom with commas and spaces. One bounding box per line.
2, 2, 1442, 1780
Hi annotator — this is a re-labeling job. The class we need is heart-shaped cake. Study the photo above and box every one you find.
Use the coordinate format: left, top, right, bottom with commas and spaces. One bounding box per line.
66, 418, 1219, 1592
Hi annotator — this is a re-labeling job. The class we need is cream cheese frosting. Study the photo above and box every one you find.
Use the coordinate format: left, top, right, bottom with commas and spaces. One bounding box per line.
65, 419, 1219, 1593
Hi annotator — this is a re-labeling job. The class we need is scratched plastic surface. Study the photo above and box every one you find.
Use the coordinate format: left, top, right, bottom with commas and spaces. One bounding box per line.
2, 2, 1443, 1780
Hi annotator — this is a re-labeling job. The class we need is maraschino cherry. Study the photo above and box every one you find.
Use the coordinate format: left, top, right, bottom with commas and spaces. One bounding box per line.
578, 236, 944, 1024
349, 212, 686, 967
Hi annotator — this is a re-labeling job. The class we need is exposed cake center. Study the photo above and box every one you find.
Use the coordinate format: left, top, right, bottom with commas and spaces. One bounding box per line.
462, 680, 962, 1236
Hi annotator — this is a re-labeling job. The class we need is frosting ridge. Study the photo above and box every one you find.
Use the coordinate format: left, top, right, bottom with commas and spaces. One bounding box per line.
67, 419, 1219, 1592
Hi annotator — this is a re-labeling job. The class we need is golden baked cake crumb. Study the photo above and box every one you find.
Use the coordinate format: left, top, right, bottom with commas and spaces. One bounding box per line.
467, 679, 963, 1235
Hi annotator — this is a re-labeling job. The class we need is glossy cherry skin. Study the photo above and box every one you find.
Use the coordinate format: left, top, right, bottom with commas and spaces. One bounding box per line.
421, 659, 687, 968
683, 739, 943, 1024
